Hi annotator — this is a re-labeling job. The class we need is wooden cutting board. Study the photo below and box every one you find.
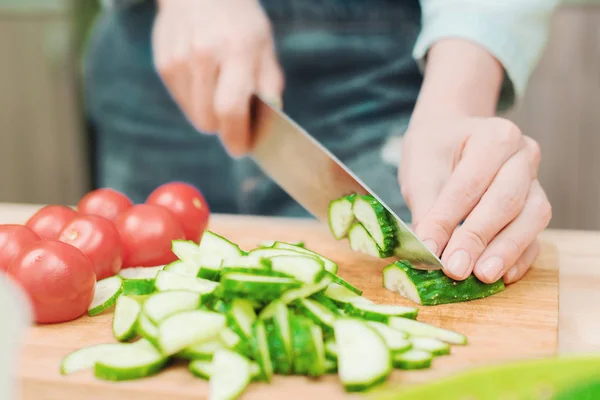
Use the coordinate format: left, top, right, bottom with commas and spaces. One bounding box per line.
17, 214, 559, 400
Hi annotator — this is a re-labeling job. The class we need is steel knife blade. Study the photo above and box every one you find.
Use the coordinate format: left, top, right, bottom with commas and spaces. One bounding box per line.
249, 94, 442, 271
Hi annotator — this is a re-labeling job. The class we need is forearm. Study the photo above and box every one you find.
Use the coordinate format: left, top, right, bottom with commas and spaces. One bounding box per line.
411, 38, 504, 125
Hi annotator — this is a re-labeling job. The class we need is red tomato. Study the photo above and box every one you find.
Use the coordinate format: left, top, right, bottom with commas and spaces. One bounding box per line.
58, 215, 123, 280
146, 182, 210, 243
77, 188, 134, 221
25, 205, 78, 240
114, 204, 185, 268
7, 240, 96, 324
0, 225, 40, 272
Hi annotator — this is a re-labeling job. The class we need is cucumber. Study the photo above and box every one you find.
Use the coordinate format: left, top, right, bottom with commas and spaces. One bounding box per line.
309, 324, 327, 377
325, 358, 338, 374
222, 267, 293, 279
178, 340, 224, 360
351, 195, 397, 256
163, 259, 201, 277
119, 265, 164, 280
309, 292, 342, 315
324, 283, 372, 308
198, 231, 243, 261
197, 254, 225, 281
219, 273, 302, 301
392, 349, 433, 370
122, 279, 155, 296
219, 328, 252, 358
88, 276, 123, 317
61, 343, 127, 375
222, 255, 264, 270
290, 316, 315, 375
94, 340, 167, 381
295, 298, 336, 333
347, 222, 387, 258
328, 194, 357, 240
334, 318, 392, 392
280, 275, 333, 305
410, 337, 451, 356
389, 317, 467, 345
136, 312, 159, 345
326, 272, 362, 295
325, 340, 337, 360
366, 321, 411, 354
157, 310, 226, 356
271, 242, 338, 274
266, 255, 325, 284
251, 319, 273, 382
171, 240, 224, 280
154, 270, 219, 295
383, 261, 505, 306
209, 349, 252, 400
189, 359, 262, 382
227, 298, 257, 339
112, 295, 141, 341
270, 301, 293, 375
142, 291, 201, 324
344, 302, 418, 322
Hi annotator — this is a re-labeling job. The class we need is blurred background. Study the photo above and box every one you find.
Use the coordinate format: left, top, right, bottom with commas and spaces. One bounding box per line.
0, 0, 598, 230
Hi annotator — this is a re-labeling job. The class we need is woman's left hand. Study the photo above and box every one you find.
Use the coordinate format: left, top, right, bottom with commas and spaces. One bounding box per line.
399, 116, 552, 284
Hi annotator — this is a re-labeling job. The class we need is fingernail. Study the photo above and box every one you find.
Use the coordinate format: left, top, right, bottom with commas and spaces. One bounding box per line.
479, 257, 505, 282
446, 250, 471, 279
504, 265, 519, 283
422, 239, 438, 255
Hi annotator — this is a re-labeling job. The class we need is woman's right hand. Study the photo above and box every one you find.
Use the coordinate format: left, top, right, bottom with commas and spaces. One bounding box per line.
152, 0, 284, 157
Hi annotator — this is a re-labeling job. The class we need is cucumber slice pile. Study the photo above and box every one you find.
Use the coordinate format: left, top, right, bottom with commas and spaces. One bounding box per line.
62, 230, 469, 398
328, 194, 506, 305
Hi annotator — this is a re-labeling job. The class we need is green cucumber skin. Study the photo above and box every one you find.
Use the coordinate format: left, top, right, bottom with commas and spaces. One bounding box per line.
94, 358, 168, 381
88, 286, 123, 317
309, 293, 342, 315
345, 374, 390, 393
392, 356, 432, 370
197, 268, 221, 281
353, 195, 397, 256
343, 304, 418, 323
385, 261, 505, 306
327, 272, 363, 296
327, 194, 357, 240
265, 320, 293, 375
290, 316, 315, 375
219, 276, 303, 302
122, 279, 155, 296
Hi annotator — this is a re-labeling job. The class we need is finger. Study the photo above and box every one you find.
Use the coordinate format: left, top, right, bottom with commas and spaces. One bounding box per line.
440, 146, 532, 280
414, 119, 523, 256
503, 240, 540, 284
213, 53, 258, 157
189, 45, 218, 133
473, 180, 551, 283
256, 44, 284, 108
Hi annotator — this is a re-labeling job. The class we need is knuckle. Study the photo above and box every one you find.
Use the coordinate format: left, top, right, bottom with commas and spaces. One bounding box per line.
457, 225, 490, 251
533, 197, 553, 225
424, 211, 455, 241
496, 185, 527, 217
503, 236, 524, 257
526, 137, 542, 166
489, 117, 522, 148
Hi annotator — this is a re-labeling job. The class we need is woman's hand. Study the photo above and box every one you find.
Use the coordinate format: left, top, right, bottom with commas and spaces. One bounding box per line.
152, 0, 284, 157
400, 116, 551, 284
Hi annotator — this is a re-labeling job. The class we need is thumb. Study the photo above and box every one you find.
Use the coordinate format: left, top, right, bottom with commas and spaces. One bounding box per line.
256, 45, 284, 108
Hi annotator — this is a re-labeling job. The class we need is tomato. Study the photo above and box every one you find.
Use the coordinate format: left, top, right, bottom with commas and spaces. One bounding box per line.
7, 240, 96, 324
77, 188, 134, 221
0, 225, 40, 272
25, 205, 78, 240
146, 182, 210, 243
58, 215, 122, 280
114, 204, 185, 268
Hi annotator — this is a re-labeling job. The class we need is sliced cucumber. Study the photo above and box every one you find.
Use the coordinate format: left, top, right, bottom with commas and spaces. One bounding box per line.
136, 312, 159, 345
290, 316, 314, 375
334, 318, 392, 392
227, 298, 257, 339
88, 276, 123, 317
154, 270, 219, 295
295, 298, 336, 333
326, 272, 362, 296
271, 242, 338, 274
325, 340, 337, 361
163, 259, 201, 277
60, 343, 127, 375
142, 290, 201, 324
219, 328, 252, 358
219, 273, 302, 301
119, 265, 164, 280
157, 310, 226, 356
266, 255, 325, 284
198, 231, 243, 261
222, 255, 264, 270
347, 222, 387, 258
383, 261, 505, 306
351, 195, 397, 256
280, 275, 332, 305
112, 295, 141, 342
310, 292, 342, 314
209, 349, 252, 400
189, 359, 213, 380
251, 319, 273, 382
309, 324, 327, 377
344, 302, 418, 322
328, 194, 357, 239
265, 302, 293, 375
324, 283, 372, 308
366, 321, 411, 354
410, 337, 451, 356
94, 340, 167, 381
392, 349, 433, 370
196, 254, 224, 281
325, 358, 338, 374
122, 279, 155, 296
222, 267, 293, 278
389, 317, 467, 345
178, 340, 224, 360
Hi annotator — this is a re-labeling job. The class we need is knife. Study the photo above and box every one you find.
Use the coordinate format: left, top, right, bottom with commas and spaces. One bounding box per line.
249, 94, 442, 271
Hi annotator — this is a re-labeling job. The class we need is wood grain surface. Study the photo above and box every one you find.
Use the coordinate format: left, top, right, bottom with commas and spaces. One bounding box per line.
15, 213, 559, 400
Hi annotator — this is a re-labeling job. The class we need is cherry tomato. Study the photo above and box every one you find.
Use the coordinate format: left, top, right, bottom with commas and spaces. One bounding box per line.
146, 182, 210, 243
0, 225, 40, 272
114, 204, 185, 268
58, 215, 123, 280
25, 205, 78, 240
7, 240, 96, 324
77, 188, 134, 221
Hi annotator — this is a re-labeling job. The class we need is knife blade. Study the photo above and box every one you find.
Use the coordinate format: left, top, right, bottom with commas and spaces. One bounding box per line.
249, 94, 442, 271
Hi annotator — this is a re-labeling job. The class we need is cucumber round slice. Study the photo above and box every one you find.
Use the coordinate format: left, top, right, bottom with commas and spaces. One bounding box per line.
94, 341, 167, 381
227, 298, 257, 339
198, 231, 243, 261
251, 319, 273, 382
344, 302, 418, 322
392, 349, 433, 370
118, 266, 164, 280
163, 259, 201, 277
112, 295, 141, 341
209, 349, 252, 400
60, 343, 127, 375
189, 359, 213, 380
366, 321, 412, 354
347, 222, 387, 258
410, 337, 451, 356
267, 255, 325, 284
158, 310, 226, 356
122, 279, 155, 296
296, 298, 336, 333
351, 195, 397, 255
328, 194, 357, 239
88, 276, 123, 317
143, 290, 202, 324
136, 312, 159, 345
280, 275, 333, 305
334, 318, 392, 392
389, 317, 467, 345
154, 270, 219, 294
178, 340, 224, 360
324, 283, 372, 308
